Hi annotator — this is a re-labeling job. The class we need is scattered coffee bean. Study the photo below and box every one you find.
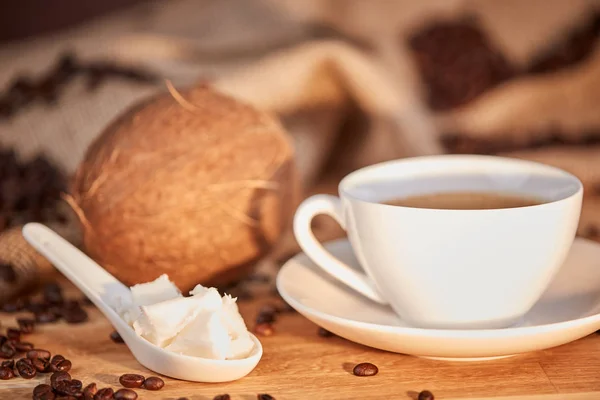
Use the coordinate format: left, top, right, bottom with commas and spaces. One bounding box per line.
55, 359, 72, 372
352, 362, 378, 377
83, 382, 98, 399
94, 387, 114, 400
214, 395, 231, 400
1, 359, 14, 368
317, 327, 335, 337
110, 331, 125, 344
16, 357, 37, 378
6, 328, 20, 341
256, 311, 276, 324
62, 306, 88, 324
27, 349, 51, 361
114, 388, 138, 400
1, 299, 26, 313
15, 341, 34, 352
17, 318, 35, 333
178, 398, 191, 400
0, 341, 16, 358
32, 357, 49, 372
119, 373, 145, 388
33, 384, 53, 396
43, 284, 64, 305
0, 335, 5, 345
71, 379, 83, 389
51, 371, 71, 387
257, 394, 276, 400
54, 380, 83, 397
418, 390, 435, 400
51, 354, 66, 364
254, 323, 275, 336
0, 365, 15, 379
143, 376, 165, 390
35, 310, 59, 324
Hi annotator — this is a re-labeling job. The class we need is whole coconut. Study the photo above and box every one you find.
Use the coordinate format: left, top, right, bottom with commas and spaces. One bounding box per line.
67, 84, 300, 291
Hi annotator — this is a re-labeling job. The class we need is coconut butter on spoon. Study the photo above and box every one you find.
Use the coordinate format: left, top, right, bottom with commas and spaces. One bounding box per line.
22, 222, 262, 383
116, 274, 256, 360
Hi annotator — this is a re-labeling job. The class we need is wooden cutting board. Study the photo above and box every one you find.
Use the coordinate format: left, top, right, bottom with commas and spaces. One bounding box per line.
1, 283, 600, 400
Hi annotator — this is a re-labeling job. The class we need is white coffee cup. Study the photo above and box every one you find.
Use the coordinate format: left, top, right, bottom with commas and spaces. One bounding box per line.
293, 155, 583, 330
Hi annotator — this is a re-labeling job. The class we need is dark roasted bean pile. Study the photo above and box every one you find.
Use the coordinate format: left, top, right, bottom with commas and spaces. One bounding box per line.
0, 52, 159, 120
0, 148, 68, 234
1, 283, 90, 326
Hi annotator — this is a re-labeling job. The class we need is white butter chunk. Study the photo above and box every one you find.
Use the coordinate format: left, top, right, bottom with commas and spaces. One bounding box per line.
115, 277, 255, 360
133, 287, 222, 347
125, 274, 182, 324
166, 310, 231, 359
131, 274, 182, 306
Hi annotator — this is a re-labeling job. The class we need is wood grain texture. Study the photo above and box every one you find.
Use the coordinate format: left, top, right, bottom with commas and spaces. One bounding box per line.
1, 283, 600, 400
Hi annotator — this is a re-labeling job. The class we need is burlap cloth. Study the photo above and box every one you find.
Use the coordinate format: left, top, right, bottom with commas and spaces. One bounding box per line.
1, 0, 599, 289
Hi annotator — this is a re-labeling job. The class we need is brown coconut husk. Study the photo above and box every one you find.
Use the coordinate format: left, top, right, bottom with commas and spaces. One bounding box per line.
67, 82, 300, 292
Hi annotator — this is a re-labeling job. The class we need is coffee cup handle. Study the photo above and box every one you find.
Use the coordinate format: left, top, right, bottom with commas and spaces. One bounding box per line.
293, 195, 388, 305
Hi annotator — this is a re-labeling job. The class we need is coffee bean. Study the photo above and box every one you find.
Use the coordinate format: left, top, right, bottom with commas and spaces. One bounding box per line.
27, 349, 51, 361
83, 383, 98, 399
43, 284, 64, 305
32, 357, 49, 372
143, 376, 165, 390
33, 384, 53, 396
0, 365, 15, 379
418, 390, 435, 400
55, 359, 72, 372
257, 394, 276, 400
317, 327, 335, 337
254, 323, 275, 336
178, 398, 191, 400
15, 341, 34, 352
51, 371, 71, 387
0, 335, 5, 346
16, 357, 36, 378
114, 388, 138, 399
17, 318, 35, 333
51, 354, 66, 364
352, 362, 378, 377
0, 341, 16, 358
119, 373, 145, 388
256, 311, 276, 324
62, 307, 88, 324
259, 304, 279, 315
94, 388, 114, 400
46, 354, 65, 372
6, 328, 20, 341
71, 379, 83, 389
35, 310, 59, 323
214, 395, 231, 400
1, 359, 14, 369
1, 299, 26, 313
54, 396, 75, 400
110, 331, 124, 344
54, 380, 82, 397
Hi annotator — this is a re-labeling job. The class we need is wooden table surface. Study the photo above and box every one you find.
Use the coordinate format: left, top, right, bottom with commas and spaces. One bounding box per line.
1, 283, 600, 400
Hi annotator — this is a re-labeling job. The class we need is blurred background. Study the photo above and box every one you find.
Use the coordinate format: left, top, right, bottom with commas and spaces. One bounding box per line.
1, 0, 599, 297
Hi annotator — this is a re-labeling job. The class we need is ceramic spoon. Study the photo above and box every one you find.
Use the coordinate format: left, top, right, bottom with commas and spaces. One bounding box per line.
22, 222, 263, 383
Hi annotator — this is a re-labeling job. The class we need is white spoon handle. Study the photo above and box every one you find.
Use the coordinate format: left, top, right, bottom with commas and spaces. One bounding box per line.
22, 223, 130, 326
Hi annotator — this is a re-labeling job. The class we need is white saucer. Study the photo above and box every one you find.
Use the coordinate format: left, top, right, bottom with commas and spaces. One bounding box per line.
276, 237, 600, 361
